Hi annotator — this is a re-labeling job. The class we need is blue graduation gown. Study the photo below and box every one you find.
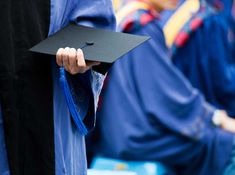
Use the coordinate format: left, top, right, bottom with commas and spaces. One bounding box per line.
96, 17, 234, 175
170, 2, 235, 117
0, 1, 115, 175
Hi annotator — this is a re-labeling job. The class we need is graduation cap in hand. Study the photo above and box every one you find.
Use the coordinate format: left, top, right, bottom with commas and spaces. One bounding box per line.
30, 24, 149, 63
30, 24, 149, 135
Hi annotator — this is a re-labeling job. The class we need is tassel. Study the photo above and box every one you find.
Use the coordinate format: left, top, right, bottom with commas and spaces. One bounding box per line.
59, 67, 88, 135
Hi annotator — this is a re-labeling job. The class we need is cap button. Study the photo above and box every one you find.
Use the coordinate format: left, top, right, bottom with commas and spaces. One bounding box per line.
86, 41, 94, 46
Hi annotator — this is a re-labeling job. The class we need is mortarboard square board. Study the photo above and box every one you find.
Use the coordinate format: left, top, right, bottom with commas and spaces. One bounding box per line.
30, 24, 150, 63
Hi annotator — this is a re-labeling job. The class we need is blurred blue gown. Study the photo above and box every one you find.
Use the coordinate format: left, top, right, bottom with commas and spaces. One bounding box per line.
95, 7, 234, 175
0, 0, 115, 175
167, 0, 235, 117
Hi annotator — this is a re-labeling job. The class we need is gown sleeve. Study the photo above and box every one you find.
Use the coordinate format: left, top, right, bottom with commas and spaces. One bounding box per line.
67, 0, 116, 131
70, 0, 116, 30
131, 21, 216, 140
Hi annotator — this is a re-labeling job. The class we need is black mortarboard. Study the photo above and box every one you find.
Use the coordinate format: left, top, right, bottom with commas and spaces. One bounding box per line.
30, 24, 149, 63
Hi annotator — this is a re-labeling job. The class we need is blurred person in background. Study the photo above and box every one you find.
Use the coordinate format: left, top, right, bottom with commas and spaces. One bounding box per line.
88, 0, 235, 175
162, 0, 235, 117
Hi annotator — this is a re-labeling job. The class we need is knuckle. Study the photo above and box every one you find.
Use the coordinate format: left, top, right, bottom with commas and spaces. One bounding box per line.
70, 48, 76, 53
57, 48, 63, 54
77, 49, 84, 57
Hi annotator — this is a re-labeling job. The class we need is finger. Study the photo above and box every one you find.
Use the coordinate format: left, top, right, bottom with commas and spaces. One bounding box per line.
56, 48, 64, 67
68, 48, 78, 74
63, 47, 70, 71
86, 61, 101, 67
76, 48, 87, 73
78, 62, 100, 74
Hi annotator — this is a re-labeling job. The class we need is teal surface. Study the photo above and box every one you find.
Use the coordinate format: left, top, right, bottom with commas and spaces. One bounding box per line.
88, 169, 137, 175
223, 138, 235, 175
91, 157, 170, 175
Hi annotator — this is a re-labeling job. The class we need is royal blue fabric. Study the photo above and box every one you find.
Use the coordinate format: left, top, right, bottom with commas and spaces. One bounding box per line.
96, 18, 234, 175
50, 1, 115, 174
0, 106, 10, 175
171, 5, 235, 117
220, 0, 234, 20
0, 1, 116, 175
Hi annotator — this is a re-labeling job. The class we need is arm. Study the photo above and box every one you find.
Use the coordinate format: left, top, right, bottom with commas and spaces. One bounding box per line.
56, 0, 116, 131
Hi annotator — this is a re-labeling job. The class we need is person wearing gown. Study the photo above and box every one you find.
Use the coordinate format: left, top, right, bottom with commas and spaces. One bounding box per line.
0, 1, 115, 175
92, 0, 235, 175
162, 0, 235, 117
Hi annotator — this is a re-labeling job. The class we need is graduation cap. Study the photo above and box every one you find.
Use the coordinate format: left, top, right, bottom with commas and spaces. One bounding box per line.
30, 24, 149, 63
30, 24, 149, 135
